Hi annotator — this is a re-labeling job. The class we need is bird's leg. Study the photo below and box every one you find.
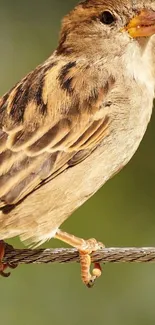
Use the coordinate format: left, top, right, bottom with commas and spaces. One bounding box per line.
55, 229, 104, 288
0, 241, 18, 277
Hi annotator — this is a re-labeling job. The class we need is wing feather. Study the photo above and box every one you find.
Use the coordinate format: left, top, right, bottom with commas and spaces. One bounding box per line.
0, 55, 112, 207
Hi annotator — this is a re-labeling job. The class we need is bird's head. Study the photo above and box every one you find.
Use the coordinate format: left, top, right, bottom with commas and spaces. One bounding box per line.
57, 0, 155, 60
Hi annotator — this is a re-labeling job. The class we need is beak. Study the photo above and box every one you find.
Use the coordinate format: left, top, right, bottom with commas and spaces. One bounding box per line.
124, 9, 155, 38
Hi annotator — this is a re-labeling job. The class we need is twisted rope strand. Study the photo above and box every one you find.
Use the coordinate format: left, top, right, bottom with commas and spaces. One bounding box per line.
3, 245, 155, 265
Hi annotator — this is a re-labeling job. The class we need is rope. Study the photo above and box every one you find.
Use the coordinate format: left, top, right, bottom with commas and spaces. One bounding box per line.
3, 245, 155, 265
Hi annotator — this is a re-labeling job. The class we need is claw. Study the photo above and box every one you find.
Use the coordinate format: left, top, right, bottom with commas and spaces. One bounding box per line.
0, 241, 18, 277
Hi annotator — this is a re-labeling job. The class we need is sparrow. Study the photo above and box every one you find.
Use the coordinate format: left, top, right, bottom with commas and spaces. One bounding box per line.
0, 0, 155, 287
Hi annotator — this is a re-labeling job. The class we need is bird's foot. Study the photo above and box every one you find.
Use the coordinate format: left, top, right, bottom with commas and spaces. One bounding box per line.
0, 240, 18, 277
79, 238, 103, 288
55, 230, 104, 288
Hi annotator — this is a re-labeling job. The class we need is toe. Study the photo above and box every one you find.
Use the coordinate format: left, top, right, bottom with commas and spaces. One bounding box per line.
0, 241, 17, 278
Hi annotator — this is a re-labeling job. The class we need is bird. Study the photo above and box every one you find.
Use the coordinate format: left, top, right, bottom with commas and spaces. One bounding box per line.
0, 0, 155, 287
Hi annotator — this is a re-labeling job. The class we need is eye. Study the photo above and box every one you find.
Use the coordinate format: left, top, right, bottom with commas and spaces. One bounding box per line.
100, 11, 115, 25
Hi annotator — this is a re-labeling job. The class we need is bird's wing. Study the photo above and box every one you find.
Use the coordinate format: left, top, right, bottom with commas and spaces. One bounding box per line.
0, 55, 113, 208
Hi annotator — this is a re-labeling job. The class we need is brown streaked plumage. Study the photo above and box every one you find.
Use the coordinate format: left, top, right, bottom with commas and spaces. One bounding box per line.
0, 0, 155, 286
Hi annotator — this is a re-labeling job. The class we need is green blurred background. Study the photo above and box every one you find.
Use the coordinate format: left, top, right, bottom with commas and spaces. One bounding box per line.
0, 1, 155, 324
